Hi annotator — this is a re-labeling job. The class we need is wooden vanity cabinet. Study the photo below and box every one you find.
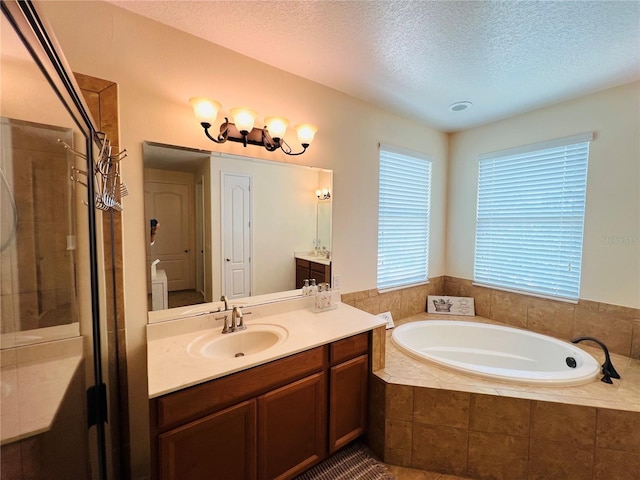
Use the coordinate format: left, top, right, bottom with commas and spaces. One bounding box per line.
295, 258, 331, 288
150, 332, 370, 480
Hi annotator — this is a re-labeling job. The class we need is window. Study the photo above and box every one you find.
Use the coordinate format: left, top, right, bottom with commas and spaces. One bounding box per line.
474, 133, 592, 301
377, 144, 432, 290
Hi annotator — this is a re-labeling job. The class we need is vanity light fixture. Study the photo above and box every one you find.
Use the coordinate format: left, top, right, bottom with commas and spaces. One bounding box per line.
189, 97, 317, 156
315, 188, 331, 200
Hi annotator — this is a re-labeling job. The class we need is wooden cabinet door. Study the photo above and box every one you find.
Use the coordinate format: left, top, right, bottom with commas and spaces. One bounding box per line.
310, 264, 326, 284
257, 372, 327, 480
329, 354, 369, 453
159, 400, 256, 480
296, 259, 310, 289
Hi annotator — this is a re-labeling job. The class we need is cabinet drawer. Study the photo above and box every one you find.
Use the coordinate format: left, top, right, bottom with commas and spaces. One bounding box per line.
329, 332, 369, 365
157, 346, 327, 431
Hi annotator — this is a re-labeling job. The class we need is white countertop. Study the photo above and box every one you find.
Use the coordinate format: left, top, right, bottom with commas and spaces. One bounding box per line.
294, 252, 331, 266
147, 299, 385, 399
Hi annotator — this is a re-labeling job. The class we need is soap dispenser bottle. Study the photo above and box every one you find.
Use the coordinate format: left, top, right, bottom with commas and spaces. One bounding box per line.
323, 283, 332, 308
315, 283, 324, 310
310, 279, 318, 295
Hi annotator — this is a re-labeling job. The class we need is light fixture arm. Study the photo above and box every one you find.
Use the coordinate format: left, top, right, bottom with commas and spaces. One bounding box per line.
261, 128, 279, 152
278, 138, 309, 156
201, 118, 229, 144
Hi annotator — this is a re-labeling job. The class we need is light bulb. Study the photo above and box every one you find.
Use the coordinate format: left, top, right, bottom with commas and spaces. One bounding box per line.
189, 97, 220, 124
264, 116, 289, 139
230, 107, 258, 134
295, 124, 318, 146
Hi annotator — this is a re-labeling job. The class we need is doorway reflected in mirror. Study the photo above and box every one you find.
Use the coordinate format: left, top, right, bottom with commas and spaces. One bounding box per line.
143, 141, 332, 313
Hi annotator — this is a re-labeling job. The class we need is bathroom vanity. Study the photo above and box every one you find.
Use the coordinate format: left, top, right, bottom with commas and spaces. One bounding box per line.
147, 298, 385, 480
295, 253, 331, 288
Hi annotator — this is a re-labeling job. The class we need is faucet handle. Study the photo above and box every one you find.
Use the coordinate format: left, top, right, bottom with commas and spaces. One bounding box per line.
219, 314, 232, 334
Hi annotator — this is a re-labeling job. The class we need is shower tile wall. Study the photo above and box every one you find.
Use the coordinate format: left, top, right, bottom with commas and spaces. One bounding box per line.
1, 119, 77, 334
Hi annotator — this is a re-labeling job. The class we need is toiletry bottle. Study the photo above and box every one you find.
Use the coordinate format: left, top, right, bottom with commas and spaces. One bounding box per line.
302, 279, 310, 296
310, 279, 318, 296
323, 283, 332, 308
315, 283, 323, 310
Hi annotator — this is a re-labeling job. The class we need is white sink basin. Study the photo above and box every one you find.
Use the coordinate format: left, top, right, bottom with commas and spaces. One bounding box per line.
187, 324, 288, 360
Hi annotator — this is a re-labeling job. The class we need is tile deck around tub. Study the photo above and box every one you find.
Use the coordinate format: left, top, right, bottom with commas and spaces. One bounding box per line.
376, 313, 640, 413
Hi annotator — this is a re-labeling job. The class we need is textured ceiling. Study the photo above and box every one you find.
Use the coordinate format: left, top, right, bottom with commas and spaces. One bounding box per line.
109, 0, 640, 132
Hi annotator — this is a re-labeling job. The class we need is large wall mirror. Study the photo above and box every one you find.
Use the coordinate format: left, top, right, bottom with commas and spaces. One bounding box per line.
144, 141, 332, 312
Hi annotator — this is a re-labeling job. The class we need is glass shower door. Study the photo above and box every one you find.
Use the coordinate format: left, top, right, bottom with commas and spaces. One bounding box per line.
0, 3, 112, 478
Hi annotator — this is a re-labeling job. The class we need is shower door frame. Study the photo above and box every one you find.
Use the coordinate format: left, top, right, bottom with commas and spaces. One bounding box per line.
1, 0, 111, 477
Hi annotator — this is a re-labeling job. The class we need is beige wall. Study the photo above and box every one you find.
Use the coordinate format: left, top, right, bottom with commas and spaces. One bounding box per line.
41, 2, 448, 477
448, 82, 640, 309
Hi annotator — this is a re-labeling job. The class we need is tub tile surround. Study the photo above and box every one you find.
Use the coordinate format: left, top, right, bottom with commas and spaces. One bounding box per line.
381, 313, 640, 411
368, 314, 640, 479
342, 276, 640, 359
385, 464, 477, 480
343, 276, 640, 358
348, 277, 639, 479
342, 278, 445, 321
443, 276, 640, 359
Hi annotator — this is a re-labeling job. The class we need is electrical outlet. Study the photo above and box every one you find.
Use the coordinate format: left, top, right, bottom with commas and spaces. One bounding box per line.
332, 274, 341, 290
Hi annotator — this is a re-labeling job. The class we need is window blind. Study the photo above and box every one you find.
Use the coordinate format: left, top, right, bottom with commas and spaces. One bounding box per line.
377, 145, 432, 290
474, 133, 592, 301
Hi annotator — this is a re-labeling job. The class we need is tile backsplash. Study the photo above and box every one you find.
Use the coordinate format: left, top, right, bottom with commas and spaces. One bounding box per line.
341, 275, 640, 358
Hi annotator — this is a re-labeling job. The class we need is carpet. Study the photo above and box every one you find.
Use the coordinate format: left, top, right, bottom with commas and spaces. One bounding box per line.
294, 443, 395, 480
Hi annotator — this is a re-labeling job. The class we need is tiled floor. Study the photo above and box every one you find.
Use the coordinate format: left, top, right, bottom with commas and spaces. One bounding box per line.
147, 289, 205, 310
386, 464, 475, 479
